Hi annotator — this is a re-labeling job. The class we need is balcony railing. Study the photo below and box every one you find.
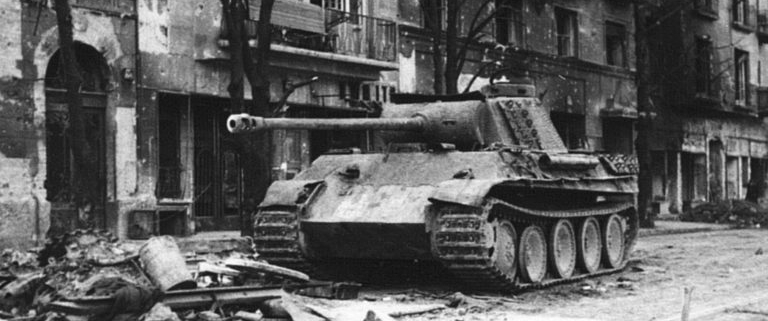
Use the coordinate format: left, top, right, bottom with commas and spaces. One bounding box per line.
242, 3, 397, 63
326, 9, 397, 62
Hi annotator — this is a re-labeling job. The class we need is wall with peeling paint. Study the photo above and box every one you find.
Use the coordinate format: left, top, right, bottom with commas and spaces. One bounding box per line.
2, 0, 399, 241
0, 0, 137, 248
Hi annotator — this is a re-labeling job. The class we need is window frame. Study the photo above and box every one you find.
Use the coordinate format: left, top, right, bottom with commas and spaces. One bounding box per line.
734, 48, 750, 105
495, 0, 524, 46
421, 0, 447, 31
694, 36, 713, 95
555, 7, 578, 57
605, 21, 627, 67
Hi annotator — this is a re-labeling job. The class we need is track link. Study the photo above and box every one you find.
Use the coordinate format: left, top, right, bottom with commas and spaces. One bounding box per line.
253, 206, 319, 276
432, 198, 638, 292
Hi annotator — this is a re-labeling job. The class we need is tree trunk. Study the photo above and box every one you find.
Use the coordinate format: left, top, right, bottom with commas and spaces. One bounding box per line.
53, 0, 99, 228
423, 0, 445, 94
444, 0, 459, 94
242, 0, 276, 237
222, 0, 246, 113
634, 0, 655, 228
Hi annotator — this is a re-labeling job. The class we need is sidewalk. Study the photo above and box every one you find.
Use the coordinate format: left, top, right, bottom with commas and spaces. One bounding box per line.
639, 220, 733, 237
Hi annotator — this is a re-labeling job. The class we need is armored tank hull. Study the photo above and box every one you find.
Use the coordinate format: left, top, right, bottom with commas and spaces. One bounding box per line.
229, 84, 638, 291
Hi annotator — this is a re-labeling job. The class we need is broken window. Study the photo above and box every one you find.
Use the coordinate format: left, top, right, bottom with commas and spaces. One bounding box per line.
735, 48, 750, 105
495, 0, 524, 46
695, 36, 712, 95
550, 112, 585, 150
605, 21, 626, 67
555, 7, 578, 57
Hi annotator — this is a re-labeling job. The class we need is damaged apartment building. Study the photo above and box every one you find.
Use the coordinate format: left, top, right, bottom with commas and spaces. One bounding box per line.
648, 0, 768, 213
397, 0, 638, 154
0, 0, 398, 248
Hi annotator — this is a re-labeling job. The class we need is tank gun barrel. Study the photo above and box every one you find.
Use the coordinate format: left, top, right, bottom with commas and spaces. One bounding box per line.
227, 113, 426, 133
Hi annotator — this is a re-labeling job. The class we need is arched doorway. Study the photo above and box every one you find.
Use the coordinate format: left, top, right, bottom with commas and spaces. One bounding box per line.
44, 42, 109, 231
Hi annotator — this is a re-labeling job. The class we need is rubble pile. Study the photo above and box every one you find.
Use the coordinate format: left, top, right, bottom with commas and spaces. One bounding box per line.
681, 200, 768, 227
0, 233, 450, 321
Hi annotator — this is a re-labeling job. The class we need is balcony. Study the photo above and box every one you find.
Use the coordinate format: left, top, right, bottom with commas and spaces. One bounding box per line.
758, 10, 768, 43
225, 1, 397, 67
757, 87, 768, 116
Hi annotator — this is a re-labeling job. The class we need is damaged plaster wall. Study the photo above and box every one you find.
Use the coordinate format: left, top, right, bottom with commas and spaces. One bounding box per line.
0, 0, 48, 249
0, 0, 137, 246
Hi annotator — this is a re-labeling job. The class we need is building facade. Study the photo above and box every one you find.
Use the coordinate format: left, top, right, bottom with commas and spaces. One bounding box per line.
396, 0, 638, 155
0, 0, 398, 248
648, 0, 768, 213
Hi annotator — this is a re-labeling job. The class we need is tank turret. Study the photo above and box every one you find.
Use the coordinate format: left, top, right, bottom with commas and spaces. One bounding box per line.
228, 83, 568, 152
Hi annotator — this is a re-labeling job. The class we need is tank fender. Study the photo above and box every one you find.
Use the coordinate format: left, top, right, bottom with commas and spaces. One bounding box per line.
428, 179, 504, 207
259, 180, 324, 207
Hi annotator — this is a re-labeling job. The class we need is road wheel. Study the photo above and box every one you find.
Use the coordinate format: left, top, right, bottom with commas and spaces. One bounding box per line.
548, 219, 576, 278
491, 220, 517, 280
577, 217, 602, 274
602, 214, 625, 268
519, 225, 547, 283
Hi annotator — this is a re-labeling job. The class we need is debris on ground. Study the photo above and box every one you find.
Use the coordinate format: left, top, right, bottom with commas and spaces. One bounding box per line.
681, 200, 768, 227
0, 232, 467, 321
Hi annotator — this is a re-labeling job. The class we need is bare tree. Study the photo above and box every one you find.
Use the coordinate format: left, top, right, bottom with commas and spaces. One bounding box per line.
220, 0, 275, 236
52, 0, 99, 229
420, 0, 496, 94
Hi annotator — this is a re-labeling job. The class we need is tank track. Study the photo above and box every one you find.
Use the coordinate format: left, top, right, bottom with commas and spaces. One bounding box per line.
254, 200, 638, 291
252, 206, 319, 276
432, 198, 637, 292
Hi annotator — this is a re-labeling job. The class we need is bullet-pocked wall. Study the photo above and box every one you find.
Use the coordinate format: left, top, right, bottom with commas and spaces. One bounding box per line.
0, 0, 136, 248
396, 0, 637, 153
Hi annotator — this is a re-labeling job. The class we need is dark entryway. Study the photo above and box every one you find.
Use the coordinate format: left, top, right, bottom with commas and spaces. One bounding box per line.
192, 97, 242, 231
44, 42, 109, 232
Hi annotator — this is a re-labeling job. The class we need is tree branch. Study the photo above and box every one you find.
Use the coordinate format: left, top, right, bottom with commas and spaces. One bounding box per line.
455, 0, 495, 73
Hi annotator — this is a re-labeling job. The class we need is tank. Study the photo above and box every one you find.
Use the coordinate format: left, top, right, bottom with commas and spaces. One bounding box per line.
227, 83, 638, 291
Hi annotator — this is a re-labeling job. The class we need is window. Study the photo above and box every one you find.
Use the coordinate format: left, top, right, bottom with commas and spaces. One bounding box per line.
695, 36, 712, 94
602, 118, 634, 155
605, 22, 626, 67
495, 0, 524, 46
550, 112, 586, 150
555, 7, 578, 57
422, 0, 447, 31
735, 49, 749, 105
324, 0, 361, 24
732, 0, 749, 25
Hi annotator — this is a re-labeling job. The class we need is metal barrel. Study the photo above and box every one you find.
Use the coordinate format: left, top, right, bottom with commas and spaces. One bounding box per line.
227, 113, 426, 133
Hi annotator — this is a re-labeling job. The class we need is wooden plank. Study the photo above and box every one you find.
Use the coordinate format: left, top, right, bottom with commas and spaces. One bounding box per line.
251, 0, 325, 34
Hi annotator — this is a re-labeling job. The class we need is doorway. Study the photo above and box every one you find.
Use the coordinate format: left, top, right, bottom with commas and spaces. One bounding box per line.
192, 97, 242, 231
44, 43, 109, 232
